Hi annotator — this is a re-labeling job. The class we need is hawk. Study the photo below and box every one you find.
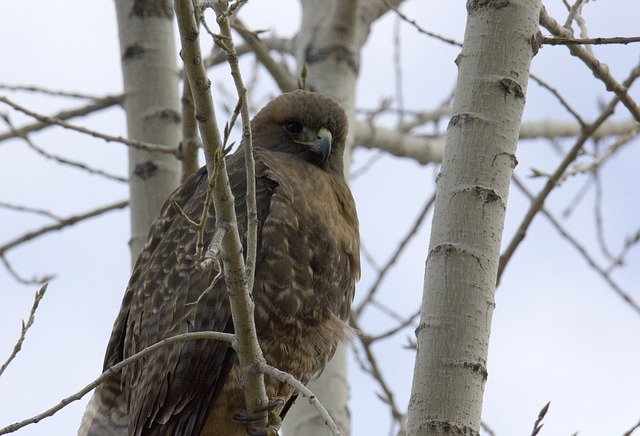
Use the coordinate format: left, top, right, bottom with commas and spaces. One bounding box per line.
78, 90, 360, 435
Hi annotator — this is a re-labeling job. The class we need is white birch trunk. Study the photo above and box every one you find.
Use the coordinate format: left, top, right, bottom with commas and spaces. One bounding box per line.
282, 1, 363, 434
78, 2, 181, 432
406, 1, 541, 434
115, 0, 182, 261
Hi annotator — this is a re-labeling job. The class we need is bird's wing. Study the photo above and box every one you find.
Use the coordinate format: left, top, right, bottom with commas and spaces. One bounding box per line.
101, 150, 278, 436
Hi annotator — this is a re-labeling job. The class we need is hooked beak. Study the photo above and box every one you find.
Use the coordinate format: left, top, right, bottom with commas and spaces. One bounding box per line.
293, 127, 332, 163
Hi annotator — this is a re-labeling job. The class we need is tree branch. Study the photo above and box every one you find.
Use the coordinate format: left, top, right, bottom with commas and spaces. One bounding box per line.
540, 9, 640, 122
498, 66, 640, 282
0, 283, 48, 378
174, 0, 269, 426
0, 331, 234, 435
0, 96, 178, 155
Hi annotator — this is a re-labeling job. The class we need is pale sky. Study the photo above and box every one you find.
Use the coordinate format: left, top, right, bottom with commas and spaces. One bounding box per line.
1, 1, 639, 435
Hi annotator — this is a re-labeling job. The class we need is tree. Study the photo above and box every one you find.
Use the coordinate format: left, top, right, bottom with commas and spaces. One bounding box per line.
1, 1, 639, 435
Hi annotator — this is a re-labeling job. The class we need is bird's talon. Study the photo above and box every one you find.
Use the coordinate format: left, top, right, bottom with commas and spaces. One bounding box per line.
254, 397, 285, 413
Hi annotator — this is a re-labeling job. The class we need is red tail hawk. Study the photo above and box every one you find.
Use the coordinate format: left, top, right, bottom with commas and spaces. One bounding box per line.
79, 90, 360, 435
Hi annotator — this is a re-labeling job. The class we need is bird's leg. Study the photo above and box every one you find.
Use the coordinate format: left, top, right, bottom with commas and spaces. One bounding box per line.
234, 397, 286, 436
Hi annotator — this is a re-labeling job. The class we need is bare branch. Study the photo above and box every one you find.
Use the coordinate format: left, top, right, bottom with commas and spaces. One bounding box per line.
0, 94, 122, 143
233, 21, 298, 93
0, 200, 129, 257
0, 96, 178, 155
0, 283, 48, 378
511, 175, 640, 315
0, 201, 62, 221
623, 417, 640, 436
215, 9, 259, 295
354, 193, 435, 317
498, 66, 640, 281
174, 0, 269, 425
256, 363, 340, 436
179, 76, 201, 180
1, 255, 52, 286
529, 74, 585, 126
0, 331, 234, 435
351, 316, 406, 435
540, 9, 640, 122
542, 36, 640, 46
0, 84, 104, 100
0, 113, 127, 183
382, 0, 461, 47
530, 402, 550, 436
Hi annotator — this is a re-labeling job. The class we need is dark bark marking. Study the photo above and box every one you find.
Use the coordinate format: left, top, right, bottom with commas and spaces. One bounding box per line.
499, 78, 525, 100
146, 108, 182, 123
130, 0, 173, 19
449, 113, 480, 128
122, 43, 145, 61
467, 0, 511, 11
462, 361, 489, 380
493, 152, 518, 168
304, 44, 359, 75
423, 420, 477, 435
134, 160, 159, 179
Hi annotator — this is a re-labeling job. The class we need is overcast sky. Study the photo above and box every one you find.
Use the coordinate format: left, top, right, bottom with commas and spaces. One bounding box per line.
1, 1, 639, 435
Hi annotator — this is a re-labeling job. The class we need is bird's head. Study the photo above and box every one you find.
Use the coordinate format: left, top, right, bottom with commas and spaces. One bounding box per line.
251, 90, 348, 173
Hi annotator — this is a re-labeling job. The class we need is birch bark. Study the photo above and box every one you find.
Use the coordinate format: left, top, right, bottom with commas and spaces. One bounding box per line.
115, 0, 182, 260
406, 1, 541, 434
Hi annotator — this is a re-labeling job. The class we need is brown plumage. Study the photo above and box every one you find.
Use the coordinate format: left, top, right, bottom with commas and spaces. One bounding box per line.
78, 90, 360, 436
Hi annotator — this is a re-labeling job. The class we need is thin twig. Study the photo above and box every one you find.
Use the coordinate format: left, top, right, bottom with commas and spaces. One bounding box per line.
542, 36, 640, 46
0, 96, 178, 155
0, 200, 129, 257
0, 94, 122, 143
606, 228, 640, 274
511, 175, 640, 315
0, 283, 48, 378
623, 417, 640, 436
481, 420, 497, 436
498, 66, 640, 282
540, 9, 640, 123
215, 9, 259, 294
530, 402, 550, 436
354, 193, 435, 317
0, 201, 62, 221
529, 74, 585, 126
0, 41, 292, 145
180, 76, 201, 180
0, 84, 104, 100
366, 307, 421, 342
174, 0, 269, 425
1, 255, 52, 286
382, 0, 461, 47
0, 113, 127, 183
256, 363, 341, 436
233, 20, 298, 93
351, 316, 406, 435
0, 331, 234, 435
563, 0, 587, 28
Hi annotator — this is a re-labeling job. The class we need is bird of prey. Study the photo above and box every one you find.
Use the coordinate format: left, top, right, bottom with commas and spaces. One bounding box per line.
78, 90, 360, 436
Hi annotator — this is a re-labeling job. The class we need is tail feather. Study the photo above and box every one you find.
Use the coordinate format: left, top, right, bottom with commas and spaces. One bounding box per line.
78, 382, 129, 436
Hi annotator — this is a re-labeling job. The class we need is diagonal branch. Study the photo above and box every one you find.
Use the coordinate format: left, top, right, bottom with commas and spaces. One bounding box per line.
0, 200, 129, 257
540, 9, 640, 122
498, 66, 640, 282
0, 283, 48, 378
511, 175, 640, 315
0, 331, 234, 435
0, 96, 178, 155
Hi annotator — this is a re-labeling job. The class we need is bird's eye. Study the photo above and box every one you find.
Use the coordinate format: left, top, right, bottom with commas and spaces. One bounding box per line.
284, 121, 304, 134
